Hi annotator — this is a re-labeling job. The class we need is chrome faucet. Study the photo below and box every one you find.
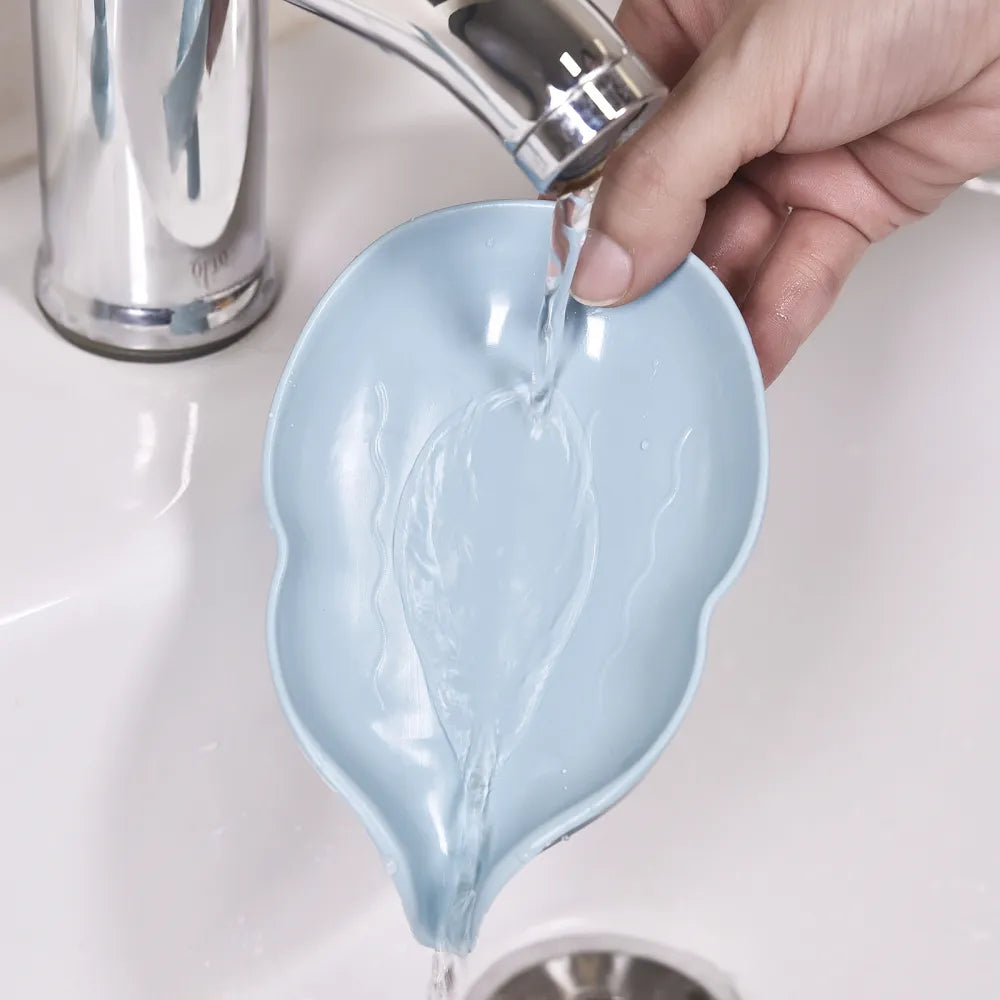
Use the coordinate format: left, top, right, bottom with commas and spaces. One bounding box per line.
31, 0, 273, 360
30, 0, 664, 360
285, 0, 665, 193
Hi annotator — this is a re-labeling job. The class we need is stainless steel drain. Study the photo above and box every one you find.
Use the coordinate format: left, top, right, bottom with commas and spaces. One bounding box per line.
465, 936, 738, 1000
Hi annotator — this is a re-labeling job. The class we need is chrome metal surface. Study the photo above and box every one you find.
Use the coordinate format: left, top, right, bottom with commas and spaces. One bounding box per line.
30, 0, 275, 359
466, 937, 739, 1000
29, 0, 661, 358
286, 0, 667, 191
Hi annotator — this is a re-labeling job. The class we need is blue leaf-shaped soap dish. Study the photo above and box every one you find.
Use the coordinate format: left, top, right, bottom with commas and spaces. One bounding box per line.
263, 200, 768, 950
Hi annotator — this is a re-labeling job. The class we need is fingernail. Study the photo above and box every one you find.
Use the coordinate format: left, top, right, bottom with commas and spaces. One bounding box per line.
572, 231, 633, 306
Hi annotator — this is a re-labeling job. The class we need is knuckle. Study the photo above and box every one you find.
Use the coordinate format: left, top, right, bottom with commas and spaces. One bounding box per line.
593, 137, 676, 249
789, 249, 844, 302
605, 134, 673, 212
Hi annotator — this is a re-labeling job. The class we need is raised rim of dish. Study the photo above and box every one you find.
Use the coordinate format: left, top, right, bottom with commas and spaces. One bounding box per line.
262, 199, 769, 944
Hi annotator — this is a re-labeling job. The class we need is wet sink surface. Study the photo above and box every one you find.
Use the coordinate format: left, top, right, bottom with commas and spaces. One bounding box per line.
2, 25, 999, 1000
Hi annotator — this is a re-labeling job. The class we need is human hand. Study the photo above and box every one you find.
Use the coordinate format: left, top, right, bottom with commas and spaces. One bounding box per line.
573, 0, 1000, 383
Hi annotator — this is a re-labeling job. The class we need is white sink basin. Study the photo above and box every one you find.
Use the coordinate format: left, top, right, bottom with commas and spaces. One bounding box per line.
2, 25, 999, 1000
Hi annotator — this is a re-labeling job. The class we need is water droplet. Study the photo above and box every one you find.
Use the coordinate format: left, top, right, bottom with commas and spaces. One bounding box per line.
486, 237, 496, 249
199, 741, 219, 753
385, 858, 398, 876
560, 834, 571, 844
640, 440, 650, 451
560, 768, 567, 775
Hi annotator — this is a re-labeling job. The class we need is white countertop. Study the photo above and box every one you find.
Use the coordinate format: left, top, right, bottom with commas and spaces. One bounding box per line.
1, 25, 998, 1000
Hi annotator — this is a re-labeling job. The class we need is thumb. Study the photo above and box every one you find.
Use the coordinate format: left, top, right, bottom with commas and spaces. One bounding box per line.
572, 6, 797, 306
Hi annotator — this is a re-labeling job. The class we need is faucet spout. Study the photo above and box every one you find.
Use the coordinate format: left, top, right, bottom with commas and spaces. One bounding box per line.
284, 0, 666, 192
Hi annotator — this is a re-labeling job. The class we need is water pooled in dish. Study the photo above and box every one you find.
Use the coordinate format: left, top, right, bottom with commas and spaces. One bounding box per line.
395, 388, 599, 766
395, 385, 599, 954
